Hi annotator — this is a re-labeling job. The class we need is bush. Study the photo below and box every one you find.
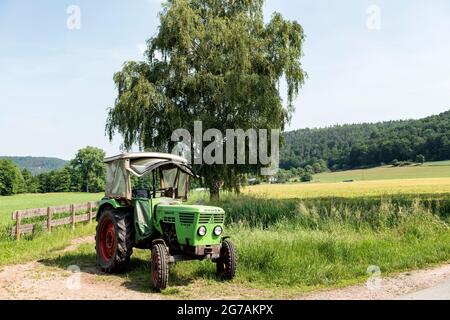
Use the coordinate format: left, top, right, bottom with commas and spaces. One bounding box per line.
301, 172, 313, 182
0, 160, 25, 195
416, 154, 425, 164
312, 160, 329, 173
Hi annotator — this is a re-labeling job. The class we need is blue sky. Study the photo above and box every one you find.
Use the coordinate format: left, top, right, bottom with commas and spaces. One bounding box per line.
1, 0, 449, 159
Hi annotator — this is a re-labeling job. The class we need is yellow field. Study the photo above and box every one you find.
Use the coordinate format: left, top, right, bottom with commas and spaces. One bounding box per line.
243, 178, 450, 199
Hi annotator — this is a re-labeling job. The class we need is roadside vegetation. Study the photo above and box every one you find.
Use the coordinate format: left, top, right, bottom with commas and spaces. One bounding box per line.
3, 186, 448, 295
40, 192, 450, 295
163, 193, 450, 291
0, 224, 95, 266
1, 167, 449, 295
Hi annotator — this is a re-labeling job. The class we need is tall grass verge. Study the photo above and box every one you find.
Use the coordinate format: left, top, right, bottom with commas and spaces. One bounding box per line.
201, 194, 450, 230
2, 191, 449, 292
0, 223, 95, 266
181, 193, 450, 289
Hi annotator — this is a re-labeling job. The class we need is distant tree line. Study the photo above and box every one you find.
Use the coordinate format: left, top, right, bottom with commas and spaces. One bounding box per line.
246, 159, 328, 185
281, 110, 450, 170
274, 159, 328, 183
0, 147, 105, 196
0, 156, 67, 175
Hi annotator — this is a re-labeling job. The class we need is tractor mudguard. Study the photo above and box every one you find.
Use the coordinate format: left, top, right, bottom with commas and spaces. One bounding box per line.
96, 198, 129, 220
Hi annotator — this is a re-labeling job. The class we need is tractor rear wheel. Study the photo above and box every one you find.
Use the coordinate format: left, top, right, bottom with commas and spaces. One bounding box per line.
96, 208, 133, 273
216, 239, 237, 280
151, 242, 169, 291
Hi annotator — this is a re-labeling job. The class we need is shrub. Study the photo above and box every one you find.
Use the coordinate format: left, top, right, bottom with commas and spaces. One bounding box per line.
0, 160, 25, 195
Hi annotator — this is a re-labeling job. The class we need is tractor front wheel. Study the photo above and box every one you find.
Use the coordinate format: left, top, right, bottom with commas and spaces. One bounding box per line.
151, 242, 169, 291
96, 208, 133, 273
216, 239, 237, 280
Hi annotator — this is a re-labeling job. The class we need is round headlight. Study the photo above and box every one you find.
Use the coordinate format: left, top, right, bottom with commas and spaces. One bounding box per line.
198, 226, 207, 236
213, 226, 223, 236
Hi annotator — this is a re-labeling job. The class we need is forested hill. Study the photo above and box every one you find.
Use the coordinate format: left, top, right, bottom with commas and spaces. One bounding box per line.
0, 156, 67, 175
281, 110, 450, 170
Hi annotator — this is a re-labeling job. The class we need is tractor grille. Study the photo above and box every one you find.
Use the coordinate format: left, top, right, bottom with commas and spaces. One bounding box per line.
199, 213, 213, 224
199, 213, 225, 224
213, 213, 225, 224
179, 213, 195, 225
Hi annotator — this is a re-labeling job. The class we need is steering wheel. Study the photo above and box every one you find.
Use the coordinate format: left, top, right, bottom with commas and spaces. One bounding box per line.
157, 187, 175, 198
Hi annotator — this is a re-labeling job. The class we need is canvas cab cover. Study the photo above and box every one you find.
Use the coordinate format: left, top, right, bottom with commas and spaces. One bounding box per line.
104, 153, 195, 199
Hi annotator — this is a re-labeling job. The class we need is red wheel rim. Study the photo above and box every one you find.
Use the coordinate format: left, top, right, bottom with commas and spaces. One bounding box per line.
99, 217, 116, 261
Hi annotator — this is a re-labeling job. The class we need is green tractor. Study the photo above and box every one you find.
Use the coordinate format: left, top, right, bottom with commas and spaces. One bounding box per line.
95, 153, 236, 290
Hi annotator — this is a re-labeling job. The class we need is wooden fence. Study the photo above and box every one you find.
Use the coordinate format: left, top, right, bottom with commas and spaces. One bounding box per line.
10, 201, 99, 240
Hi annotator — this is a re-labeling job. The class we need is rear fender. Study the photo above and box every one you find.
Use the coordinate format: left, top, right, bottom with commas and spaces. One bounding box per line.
96, 198, 129, 221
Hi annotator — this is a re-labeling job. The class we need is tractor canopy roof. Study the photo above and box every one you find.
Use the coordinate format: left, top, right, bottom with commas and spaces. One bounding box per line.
104, 152, 187, 164
104, 152, 195, 200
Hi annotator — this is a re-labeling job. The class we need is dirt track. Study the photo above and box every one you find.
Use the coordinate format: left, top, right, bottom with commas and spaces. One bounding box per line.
302, 263, 450, 300
0, 236, 449, 300
0, 236, 162, 300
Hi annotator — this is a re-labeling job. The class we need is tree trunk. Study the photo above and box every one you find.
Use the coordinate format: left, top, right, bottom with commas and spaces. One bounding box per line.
209, 182, 220, 202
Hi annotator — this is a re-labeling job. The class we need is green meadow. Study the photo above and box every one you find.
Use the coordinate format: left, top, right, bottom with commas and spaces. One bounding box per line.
313, 162, 450, 183
0, 164, 449, 296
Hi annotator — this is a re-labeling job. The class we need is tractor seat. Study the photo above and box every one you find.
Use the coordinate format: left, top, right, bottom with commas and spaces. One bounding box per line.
132, 188, 150, 199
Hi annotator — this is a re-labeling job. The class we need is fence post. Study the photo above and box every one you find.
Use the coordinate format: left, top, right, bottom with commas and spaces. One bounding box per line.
47, 207, 52, 233
71, 204, 75, 230
15, 211, 21, 240
88, 202, 93, 224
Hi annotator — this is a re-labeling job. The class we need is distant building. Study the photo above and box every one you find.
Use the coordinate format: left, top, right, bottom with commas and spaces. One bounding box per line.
268, 176, 277, 184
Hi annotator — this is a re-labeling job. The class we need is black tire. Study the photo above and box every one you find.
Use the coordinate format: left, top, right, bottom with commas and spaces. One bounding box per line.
96, 208, 133, 273
151, 242, 169, 291
216, 239, 237, 280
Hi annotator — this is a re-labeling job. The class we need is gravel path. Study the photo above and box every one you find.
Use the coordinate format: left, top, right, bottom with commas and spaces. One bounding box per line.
300, 263, 450, 300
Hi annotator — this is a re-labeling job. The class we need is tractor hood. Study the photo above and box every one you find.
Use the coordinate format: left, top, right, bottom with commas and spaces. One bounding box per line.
156, 203, 225, 214
152, 197, 224, 213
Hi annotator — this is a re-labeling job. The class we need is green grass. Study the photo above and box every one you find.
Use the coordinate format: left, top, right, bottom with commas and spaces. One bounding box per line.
313, 162, 450, 183
37, 194, 450, 295
0, 192, 102, 227
1, 187, 450, 296
188, 194, 449, 291
41, 215, 450, 295
0, 192, 101, 267
233, 225, 449, 288
0, 223, 95, 266
423, 160, 450, 167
